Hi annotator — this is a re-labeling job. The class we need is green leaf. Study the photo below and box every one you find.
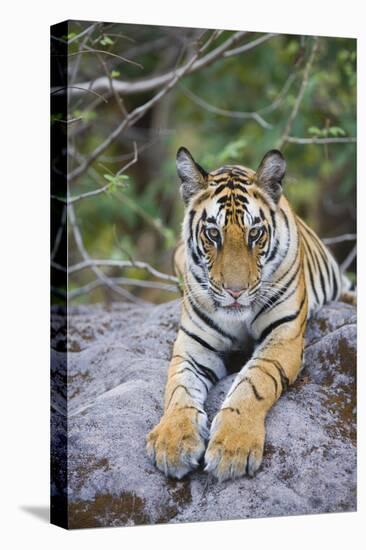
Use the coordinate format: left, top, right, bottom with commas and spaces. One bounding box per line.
103, 173, 130, 191
218, 138, 248, 162
100, 36, 114, 46
64, 32, 76, 41
111, 70, 120, 78
308, 126, 321, 136
328, 126, 346, 137
72, 109, 96, 122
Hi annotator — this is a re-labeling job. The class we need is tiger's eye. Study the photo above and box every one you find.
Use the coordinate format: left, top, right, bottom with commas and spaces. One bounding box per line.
249, 227, 261, 240
207, 227, 220, 240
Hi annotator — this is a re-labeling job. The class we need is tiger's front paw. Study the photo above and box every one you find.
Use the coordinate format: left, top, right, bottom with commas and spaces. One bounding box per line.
204, 408, 265, 481
146, 407, 208, 479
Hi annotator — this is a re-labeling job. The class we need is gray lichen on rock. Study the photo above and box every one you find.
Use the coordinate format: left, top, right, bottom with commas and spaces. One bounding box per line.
51, 300, 356, 528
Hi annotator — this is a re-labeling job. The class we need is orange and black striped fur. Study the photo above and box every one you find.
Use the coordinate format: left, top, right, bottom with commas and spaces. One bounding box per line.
146, 147, 355, 481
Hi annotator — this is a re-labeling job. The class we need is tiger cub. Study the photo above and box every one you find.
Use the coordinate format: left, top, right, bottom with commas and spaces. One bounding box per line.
146, 147, 354, 481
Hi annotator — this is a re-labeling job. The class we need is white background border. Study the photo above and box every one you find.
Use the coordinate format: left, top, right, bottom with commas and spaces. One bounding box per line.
1, 1, 363, 548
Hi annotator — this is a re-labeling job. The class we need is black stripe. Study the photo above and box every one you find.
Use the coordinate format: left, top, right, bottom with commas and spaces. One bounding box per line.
186, 292, 235, 342
331, 263, 339, 300
248, 364, 278, 395
301, 233, 320, 303
232, 376, 264, 400
235, 194, 249, 205
188, 240, 200, 265
171, 365, 210, 392
166, 384, 194, 409
299, 219, 332, 287
221, 406, 241, 415
182, 301, 207, 334
213, 183, 228, 195
299, 223, 328, 305
267, 237, 279, 263
252, 255, 301, 323
258, 357, 289, 392
186, 352, 219, 384
270, 208, 277, 233
281, 208, 290, 231
171, 353, 217, 387
312, 248, 327, 304
180, 325, 219, 352
258, 292, 307, 344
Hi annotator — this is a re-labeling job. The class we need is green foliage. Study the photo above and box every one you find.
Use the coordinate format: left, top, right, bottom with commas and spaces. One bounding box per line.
72, 109, 97, 122
103, 173, 129, 193
218, 138, 248, 163
66, 23, 356, 303
308, 125, 346, 137
99, 35, 114, 46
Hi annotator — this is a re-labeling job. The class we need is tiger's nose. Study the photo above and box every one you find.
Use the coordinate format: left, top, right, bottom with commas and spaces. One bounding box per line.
225, 286, 246, 299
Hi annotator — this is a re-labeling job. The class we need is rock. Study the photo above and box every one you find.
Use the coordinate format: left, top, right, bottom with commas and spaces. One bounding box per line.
51, 300, 356, 528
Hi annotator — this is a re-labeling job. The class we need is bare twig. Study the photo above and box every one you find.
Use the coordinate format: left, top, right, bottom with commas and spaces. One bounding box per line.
116, 141, 138, 175
99, 137, 158, 163
52, 258, 178, 284
180, 84, 272, 129
341, 244, 357, 273
51, 85, 108, 103
51, 205, 67, 261
56, 117, 83, 125
94, 50, 128, 117
66, 23, 98, 45
51, 183, 114, 204
286, 136, 356, 145
68, 277, 178, 300
56, 31, 248, 98
322, 233, 357, 245
69, 24, 98, 88
52, 143, 137, 204
276, 37, 319, 149
50, 23, 97, 46
258, 72, 298, 115
223, 32, 277, 57
68, 202, 145, 303
68, 47, 144, 69
67, 30, 233, 184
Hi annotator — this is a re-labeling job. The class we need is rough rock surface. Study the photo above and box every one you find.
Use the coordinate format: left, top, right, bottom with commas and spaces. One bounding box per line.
51, 300, 356, 528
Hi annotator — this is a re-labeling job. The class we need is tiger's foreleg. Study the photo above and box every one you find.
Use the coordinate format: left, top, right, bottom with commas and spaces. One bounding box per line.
205, 297, 307, 481
146, 330, 227, 479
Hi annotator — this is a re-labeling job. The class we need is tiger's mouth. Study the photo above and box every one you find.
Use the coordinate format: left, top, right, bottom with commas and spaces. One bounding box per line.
225, 302, 246, 309
216, 294, 256, 310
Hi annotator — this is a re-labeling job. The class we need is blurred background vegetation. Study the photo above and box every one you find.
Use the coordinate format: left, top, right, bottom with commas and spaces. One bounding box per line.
51, 21, 356, 304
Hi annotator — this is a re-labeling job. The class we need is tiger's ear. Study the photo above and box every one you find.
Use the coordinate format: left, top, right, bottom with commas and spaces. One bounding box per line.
255, 149, 286, 203
176, 147, 208, 205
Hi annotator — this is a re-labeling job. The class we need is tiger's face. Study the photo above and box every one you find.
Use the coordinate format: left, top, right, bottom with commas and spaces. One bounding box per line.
177, 147, 286, 313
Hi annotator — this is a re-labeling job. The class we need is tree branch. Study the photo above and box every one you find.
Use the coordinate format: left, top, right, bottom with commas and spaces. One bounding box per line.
223, 32, 277, 57
257, 72, 297, 115
68, 277, 178, 300
55, 31, 248, 98
51, 85, 108, 103
67, 202, 145, 303
51, 205, 67, 261
69, 46, 144, 69
286, 136, 356, 145
276, 37, 319, 149
341, 244, 357, 273
67, 30, 233, 184
179, 84, 272, 129
52, 258, 178, 284
322, 233, 357, 245
52, 143, 137, 204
